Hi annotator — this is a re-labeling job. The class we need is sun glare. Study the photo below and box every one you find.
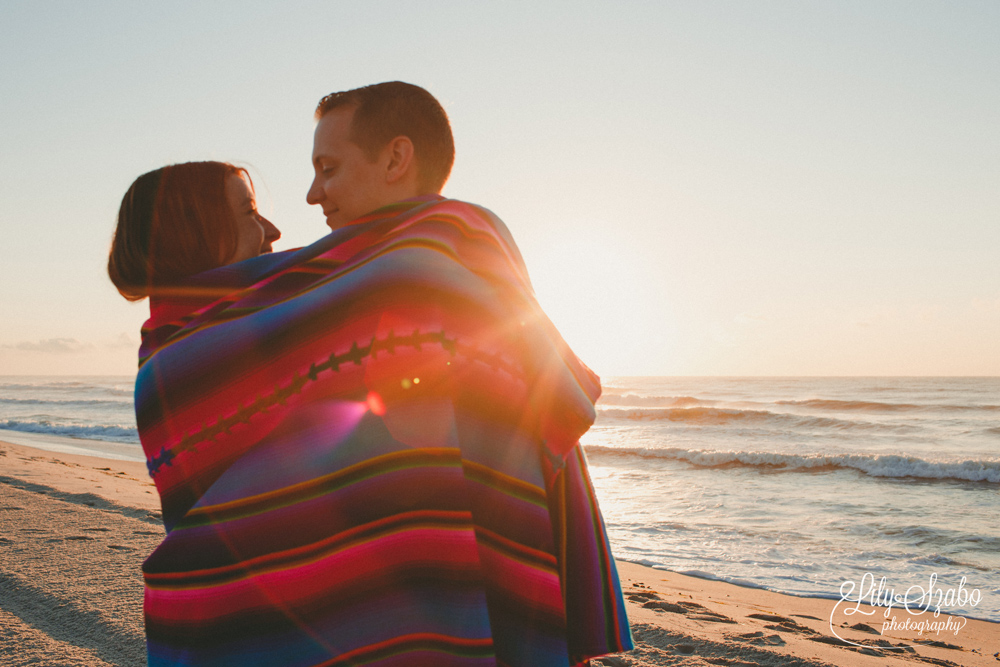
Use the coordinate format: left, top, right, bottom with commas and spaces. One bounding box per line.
527, 227, 670, 376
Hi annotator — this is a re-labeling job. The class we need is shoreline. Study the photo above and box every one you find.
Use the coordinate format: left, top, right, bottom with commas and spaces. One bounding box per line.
1, 439, 995, 666
0, 428, 145, 463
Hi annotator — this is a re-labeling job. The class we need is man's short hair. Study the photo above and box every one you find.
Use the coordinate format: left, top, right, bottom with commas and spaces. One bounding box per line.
315, 81, 454, 194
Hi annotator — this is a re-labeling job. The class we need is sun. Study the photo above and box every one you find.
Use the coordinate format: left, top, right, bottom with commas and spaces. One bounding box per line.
525, 225, 672, 377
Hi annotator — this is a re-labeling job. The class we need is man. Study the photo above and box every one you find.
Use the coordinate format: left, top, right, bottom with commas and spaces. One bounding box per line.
306, 81, 454, 230
137, 81, 630, 667
301, 81, 633, 664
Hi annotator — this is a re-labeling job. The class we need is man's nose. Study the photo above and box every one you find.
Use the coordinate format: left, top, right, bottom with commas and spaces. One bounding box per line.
306, 177, 323, 205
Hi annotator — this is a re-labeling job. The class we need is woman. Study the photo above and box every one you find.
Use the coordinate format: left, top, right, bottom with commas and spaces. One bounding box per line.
108, 161, 281, 300
110, 170, 631, 666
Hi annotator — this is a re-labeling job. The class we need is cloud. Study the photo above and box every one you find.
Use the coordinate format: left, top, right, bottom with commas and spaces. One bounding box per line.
105, 332, 138, 349
4, 338, 95, 354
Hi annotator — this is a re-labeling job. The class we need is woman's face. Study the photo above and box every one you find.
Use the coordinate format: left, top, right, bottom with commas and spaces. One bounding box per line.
225, 173, 281, 264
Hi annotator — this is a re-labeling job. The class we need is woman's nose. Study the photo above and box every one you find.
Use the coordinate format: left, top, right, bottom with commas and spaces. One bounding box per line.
262, 216, 281, 242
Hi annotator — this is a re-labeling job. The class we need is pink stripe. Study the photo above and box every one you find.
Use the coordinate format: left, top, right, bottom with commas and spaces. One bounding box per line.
476, 543, 563, 612
146, 527, 479, 622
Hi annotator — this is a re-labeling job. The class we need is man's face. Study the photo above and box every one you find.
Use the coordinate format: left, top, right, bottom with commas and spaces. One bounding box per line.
307, 106, 391, 231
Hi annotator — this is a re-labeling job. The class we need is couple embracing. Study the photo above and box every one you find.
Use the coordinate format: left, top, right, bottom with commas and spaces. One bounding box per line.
108, 81, 632, 667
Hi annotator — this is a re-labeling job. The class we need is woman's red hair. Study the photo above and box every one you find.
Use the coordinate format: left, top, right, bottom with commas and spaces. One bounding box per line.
108, 161, 248, 301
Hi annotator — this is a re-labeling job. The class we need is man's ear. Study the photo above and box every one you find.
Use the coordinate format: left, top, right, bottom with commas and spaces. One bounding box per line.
383, 135, 416, 185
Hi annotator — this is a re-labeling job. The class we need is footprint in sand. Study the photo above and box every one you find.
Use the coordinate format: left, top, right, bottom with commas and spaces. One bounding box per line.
64, 535, 96, 541
640, 599, 737, 624
808, 635, 861, 649
688, 613, 737, 624
748, 613, 820, 636
747, 613, 792, 623
627, 590, 662, 601
108, 544, 135, 551
591, 657, 628, 667
676, 601, 737, 623
842, 638, 924, 655
641, 600, 687, 614
733, 631, 785, 646
133, 530, 161, 535
83, 527, 111, 532
763, 622, 819, 636
850, 622, 880, 634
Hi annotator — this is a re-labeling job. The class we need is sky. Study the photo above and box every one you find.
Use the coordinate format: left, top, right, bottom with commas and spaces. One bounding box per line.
1, 1, 998, 377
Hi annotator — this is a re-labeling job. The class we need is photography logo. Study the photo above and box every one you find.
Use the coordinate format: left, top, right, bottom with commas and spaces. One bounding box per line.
829, 573, 981, 649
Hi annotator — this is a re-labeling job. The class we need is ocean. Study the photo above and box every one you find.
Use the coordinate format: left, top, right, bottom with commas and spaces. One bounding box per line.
2, 375, 997, 622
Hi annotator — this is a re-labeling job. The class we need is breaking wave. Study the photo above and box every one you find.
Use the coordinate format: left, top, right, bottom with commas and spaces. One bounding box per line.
776, 399, 1000, 413
0, 397, 130, 407
598, 394, 999, 413
596, 406, 916, 432
598, 394, 715, 408
584, 444, 1000, 483
0, 381, 132, 397
0, 420, 139, 444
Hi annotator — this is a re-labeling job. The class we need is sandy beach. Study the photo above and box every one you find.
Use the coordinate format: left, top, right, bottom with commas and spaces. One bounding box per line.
1, 439, 995, 667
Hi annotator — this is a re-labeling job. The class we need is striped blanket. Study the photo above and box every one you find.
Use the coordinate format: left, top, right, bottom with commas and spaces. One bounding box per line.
136, 195, 633, 666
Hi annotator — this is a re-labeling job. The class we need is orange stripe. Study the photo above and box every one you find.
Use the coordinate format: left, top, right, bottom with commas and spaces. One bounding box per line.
186, 448, 459, 519
462, 459, 547, 506
474, 526, 557, 569
316, 632, 494, 666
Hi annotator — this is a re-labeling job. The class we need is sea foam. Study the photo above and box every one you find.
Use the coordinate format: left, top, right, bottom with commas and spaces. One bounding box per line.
584, 444, 1000, 484
0, 419, 139, 444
